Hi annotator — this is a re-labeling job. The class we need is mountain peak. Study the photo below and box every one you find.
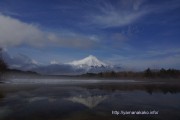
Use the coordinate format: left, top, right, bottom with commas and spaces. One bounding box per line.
84, 55, 99, 62
87, 55, 96, 59
66, 95, 108, 108
68, 55, 107, 67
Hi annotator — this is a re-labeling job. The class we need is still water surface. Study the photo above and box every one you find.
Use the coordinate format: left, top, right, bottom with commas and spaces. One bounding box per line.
0, 79, 180, 120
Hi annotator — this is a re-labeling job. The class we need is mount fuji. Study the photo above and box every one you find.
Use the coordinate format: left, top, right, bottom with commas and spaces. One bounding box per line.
3, 53, 121, 75
68, 55, 107, 68
32, 55, 116, 75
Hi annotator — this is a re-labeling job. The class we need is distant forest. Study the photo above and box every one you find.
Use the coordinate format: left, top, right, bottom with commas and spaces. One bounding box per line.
83, 68, 180, 79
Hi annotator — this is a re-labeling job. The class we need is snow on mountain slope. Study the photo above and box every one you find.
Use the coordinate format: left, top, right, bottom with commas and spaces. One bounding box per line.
33, 55, 113, 75
2, 52, 39, 71
68, 55, 107, 68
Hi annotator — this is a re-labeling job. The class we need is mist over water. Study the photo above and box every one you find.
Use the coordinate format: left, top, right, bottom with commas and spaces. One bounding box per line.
0, 78, 180, 120
4, 78, 136, 84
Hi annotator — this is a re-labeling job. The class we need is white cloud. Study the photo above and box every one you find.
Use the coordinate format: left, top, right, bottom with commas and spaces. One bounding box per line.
107, 49, 180, 70
124, 55, 180, 70
50, 60, 60, 65
89, 0, 180, 28
48, 32, 98, 49
111, 33, 128, 42
0, 13, 47, 47
90, 0, 148, 28
147, 48, 180, 56
0, 13, 97, 49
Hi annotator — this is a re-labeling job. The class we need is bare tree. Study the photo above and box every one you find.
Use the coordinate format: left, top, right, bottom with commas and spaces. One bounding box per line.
0, 48, 2, 59
0, 48, 8, 79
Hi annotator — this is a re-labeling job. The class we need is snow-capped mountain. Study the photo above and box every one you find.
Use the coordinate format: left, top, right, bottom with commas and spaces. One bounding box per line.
68, 55, 107, 68
2, 52, 39, 71
3, 52, 121, 75
32, 55, 114, 75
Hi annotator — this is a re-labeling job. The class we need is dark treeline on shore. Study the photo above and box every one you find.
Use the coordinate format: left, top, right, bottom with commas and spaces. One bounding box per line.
0, 48, 8, 78
0, 58, 7, 73
83, 68, 180, 79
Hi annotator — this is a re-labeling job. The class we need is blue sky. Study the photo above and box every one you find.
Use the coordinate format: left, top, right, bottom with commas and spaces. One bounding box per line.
0, 0, 180, 70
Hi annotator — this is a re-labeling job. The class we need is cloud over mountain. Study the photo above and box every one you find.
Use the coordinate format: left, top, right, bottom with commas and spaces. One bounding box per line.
0, 13, 97, 49
2, 51, 38, 71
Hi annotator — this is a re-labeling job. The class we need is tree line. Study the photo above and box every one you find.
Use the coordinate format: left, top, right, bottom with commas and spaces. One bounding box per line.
0, 48, 8, 76
83, 68, 180, 79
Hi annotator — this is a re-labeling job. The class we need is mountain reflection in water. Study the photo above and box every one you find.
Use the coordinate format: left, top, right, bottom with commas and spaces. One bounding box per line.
66, 95, 108, 108
0, 80, 180, 120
